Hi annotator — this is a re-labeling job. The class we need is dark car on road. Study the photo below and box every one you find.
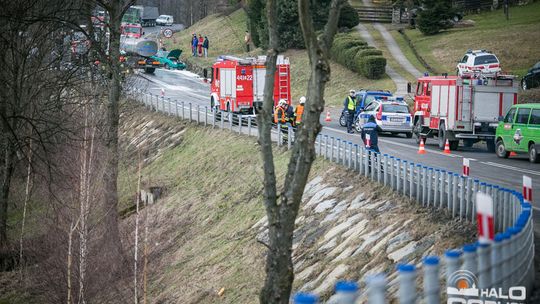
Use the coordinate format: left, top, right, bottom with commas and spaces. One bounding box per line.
522, 61, 540, 90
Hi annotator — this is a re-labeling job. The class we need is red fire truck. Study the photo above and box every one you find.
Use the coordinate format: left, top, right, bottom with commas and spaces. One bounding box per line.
412, 75, 518, 152
210, 55, 291, 115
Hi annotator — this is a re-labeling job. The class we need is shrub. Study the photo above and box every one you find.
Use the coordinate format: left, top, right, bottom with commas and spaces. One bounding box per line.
416, 0, 456, 35
329, 33, 386, 79
360, 56, 387, 79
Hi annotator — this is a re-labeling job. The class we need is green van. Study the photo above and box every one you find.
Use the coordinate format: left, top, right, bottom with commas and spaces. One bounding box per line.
495, 103, 540, 163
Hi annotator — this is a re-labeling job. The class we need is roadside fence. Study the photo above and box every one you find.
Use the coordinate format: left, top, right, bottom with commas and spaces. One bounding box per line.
129, 89, 535, 303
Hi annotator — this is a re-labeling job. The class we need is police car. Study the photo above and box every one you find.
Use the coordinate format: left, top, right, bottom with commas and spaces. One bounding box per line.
355, 98, 413, 137
456, 50, 501, 78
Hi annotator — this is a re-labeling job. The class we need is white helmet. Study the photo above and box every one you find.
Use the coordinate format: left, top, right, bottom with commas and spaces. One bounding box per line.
299, 96, 306, 104
279, 99, 287, 106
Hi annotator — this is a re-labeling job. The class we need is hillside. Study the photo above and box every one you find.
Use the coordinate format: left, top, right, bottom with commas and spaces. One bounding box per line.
112, 105, 473, 303
162, 9, 395, 107
395, 2, 540, 76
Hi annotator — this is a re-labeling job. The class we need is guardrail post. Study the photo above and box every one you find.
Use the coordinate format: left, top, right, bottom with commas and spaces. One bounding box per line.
402, 160, 407, 195
168, 98, 172, 115
395, 159, 401, 193
389, 156, 395, 188
205, 106, 208, 125
189, 103, 193, 122
377, 153, 383, 183
365, 274, 386, 304
415, 164, 421, 202
354, 144, 359, 171
440, 170, 447, 210
502, 190, 509, 229
477, 243, 492, 293
161, 96, 165, 112
330, 137, 334, 162
492, 185, 499, 231
445, 250, 461, 289
472, 180, 480, 223
492, 234, 504, 288
426, 168, 433, 207
462, 243, 478, 276
181, 101, 185, 119
239, 115, 243, 134
433, 169, 440, 208
383, 154, 389, 186
459, 176, 465, 220
197, 104, 200, 123
370, 151, 375, 181
398, 264, 416, 304
348, 142, 353, 169
220, 111, 224, 129
446, 172, 452, 211
248, 117, 252, 137
452, 173, 459, 217
423, 256, 440, 304
287, 126, 292, 150
409, 162, 414, 200
336, 139, 341, 164
324, 135, 329, 159
229, 113, 233, 131
277, 124, 282, 146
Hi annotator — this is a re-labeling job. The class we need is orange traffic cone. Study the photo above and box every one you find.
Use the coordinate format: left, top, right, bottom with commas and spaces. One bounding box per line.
443, 139, 451, 154
325, 111, 331, 122
418, 138, 426, 154
509, 151, 517, 157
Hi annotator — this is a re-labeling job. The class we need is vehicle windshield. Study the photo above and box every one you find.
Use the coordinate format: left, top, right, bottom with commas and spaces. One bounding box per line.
474, 55, 498, 65
382, 104, 409, 113
158, 15, 169, 19
364, 95, 389, 107
124, 27, 141, 34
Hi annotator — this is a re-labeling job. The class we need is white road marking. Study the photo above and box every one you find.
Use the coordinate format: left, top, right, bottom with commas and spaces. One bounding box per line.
481, 162, 540, 177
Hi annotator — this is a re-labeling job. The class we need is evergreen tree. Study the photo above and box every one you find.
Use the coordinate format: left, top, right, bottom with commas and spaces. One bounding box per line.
416, 0, 456, 35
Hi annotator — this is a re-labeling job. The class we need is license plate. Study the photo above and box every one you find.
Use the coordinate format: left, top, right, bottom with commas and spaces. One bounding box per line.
389, 117, 404, 122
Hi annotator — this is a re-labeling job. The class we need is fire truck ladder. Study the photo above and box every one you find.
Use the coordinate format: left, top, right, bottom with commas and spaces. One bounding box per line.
278, 65, 289, 102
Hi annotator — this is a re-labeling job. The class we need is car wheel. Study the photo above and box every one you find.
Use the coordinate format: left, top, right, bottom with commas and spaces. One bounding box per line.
449, 140, 459, 150
339, 112, 347, 127
438, 125, 445, 150
405, 132, 413, 138
522, 80, 528, 90
529, 144, 540, 163
164, 63, 170, 70
355, 119, 362, 133
413, 119, 424, 144
463, 139, 475, 148
496, 140, 509, 158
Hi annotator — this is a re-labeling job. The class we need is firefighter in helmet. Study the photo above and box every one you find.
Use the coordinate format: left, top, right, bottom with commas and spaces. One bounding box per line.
273, 99, 288, 124
295, 96, 306, 126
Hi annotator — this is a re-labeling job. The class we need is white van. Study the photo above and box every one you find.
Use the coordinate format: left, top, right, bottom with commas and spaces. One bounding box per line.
156, 15, 174, 26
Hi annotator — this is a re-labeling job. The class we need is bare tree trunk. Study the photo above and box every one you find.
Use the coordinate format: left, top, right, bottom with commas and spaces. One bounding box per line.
67, 219, 80, 304
0, 141, 14, 250
19, 139, 33, 279
258, 0, 345, 303
142, 186, 149, 304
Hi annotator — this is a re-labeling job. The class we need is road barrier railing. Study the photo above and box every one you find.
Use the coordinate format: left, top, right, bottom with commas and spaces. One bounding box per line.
129, 90, 535, 303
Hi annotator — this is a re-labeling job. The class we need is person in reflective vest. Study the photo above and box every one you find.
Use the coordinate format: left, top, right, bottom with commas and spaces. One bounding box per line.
274, 99, 287, 124
343, 89, 357, 133
361, 115, 382, 153
295, 96, 306, 125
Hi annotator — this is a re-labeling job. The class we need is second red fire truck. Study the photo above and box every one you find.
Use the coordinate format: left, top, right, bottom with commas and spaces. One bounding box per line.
210, 55, 291, 116
412, 74, 519, 152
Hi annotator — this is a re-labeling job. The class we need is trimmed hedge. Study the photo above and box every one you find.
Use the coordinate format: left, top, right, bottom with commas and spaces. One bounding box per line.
331, 34, 386, 79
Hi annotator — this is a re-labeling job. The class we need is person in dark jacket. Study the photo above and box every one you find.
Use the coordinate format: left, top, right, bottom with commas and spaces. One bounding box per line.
343, 89, 357, 133
203, 36, 209, 57
361, 115, 382, 153
191, 34, 198, 57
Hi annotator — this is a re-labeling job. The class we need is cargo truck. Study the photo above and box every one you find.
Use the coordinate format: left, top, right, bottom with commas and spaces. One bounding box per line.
123, 6, 159, 27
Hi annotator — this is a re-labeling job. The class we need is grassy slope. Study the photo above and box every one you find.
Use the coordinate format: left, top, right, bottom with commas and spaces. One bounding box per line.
399, 2, 540, 76
117, 110, 330, 303
163, 9, 394, 107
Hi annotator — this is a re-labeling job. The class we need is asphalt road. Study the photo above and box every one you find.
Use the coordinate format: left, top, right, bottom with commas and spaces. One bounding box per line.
141, 24, 184, 38
134, 69, 540, 216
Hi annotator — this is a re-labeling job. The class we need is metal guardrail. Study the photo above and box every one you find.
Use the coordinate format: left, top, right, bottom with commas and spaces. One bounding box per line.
129, 89, 535, 303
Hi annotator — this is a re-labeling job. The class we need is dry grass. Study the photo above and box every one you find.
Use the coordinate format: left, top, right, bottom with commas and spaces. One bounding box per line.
401, 2, 540, 76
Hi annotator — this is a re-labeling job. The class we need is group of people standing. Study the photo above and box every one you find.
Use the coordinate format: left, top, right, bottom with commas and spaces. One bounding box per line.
273, 96, 305, 127
191, 34, 209, 57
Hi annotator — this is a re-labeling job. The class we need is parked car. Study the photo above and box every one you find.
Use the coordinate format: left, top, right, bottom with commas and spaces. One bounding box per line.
457, 50, 501, 78
156, 15, 174, 26
150, 49, 185, 70
495, 103, 540, 163
339, 89, 393, 127
356, 99, 413, 137
521, 61, 540, 90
